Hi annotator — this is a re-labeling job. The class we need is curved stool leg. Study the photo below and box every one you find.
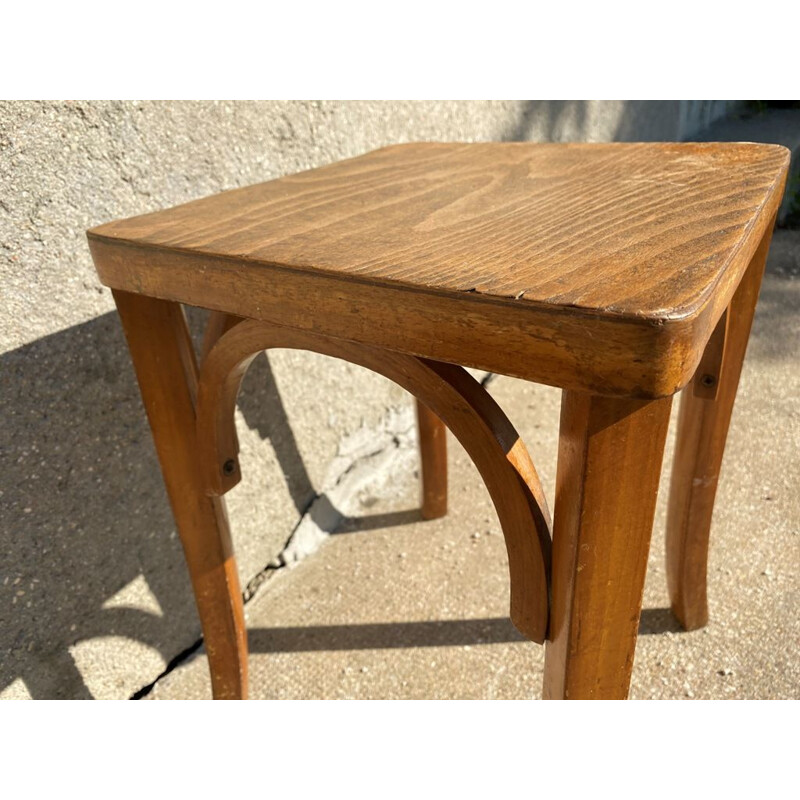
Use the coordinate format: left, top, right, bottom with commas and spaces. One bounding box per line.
196, 319, 553, 644
416, 399, 448, 519
113, 291, 248, 699
666, 222, 773, 631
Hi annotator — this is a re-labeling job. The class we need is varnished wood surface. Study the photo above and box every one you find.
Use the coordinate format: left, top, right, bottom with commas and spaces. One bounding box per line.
90, 142, 788, 320
112, 291, 248, 699
543, 392, 672, 699
194, 319, 553, 643
666, 221, 774, 630
88, 143, 789, 398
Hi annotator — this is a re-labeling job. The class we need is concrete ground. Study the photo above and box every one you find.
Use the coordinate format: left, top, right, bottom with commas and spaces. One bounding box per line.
148, 230, 800, 701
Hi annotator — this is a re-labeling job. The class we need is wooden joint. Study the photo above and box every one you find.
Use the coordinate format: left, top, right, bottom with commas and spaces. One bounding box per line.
692, 308, 728, 401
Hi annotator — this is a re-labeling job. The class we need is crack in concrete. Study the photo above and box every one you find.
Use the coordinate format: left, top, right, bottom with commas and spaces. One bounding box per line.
131, 375, 496, 698
129, 640, 203, 700
130, 404, 418, 699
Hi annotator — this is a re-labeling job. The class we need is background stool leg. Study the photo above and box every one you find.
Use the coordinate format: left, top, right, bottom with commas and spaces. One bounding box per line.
113, 290, 248, 699
666, 223, 774, 631
543, 392, 672, 699
416, 399, 448, 519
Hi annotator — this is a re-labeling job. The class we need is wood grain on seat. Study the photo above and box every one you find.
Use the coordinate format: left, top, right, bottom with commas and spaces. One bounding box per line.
88, 143, 789, 397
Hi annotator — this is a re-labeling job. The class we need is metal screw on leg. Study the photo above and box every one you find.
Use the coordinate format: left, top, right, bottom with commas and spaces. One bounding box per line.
222, 459, 236, 476
700, 374, 716, 388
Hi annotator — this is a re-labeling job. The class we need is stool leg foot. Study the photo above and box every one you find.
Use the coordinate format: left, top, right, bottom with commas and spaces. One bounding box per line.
666, 224, 773, 632
543, 392, 672, 699
113, 291, 248, 699
416, 399, 448, 519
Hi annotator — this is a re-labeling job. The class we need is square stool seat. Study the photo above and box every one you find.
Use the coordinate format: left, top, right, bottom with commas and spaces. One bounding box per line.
88, 142, 789, 699
89, 142, 788, 398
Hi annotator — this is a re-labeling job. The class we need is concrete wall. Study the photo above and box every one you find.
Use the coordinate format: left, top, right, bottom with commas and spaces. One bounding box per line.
0, 100, 735, 699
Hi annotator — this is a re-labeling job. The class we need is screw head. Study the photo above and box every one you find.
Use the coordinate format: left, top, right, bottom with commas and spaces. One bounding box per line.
701, 374, 716, 387
222, 459, 236, 476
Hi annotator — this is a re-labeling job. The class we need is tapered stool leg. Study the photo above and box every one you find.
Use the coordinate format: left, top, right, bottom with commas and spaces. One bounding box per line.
113, 291, 248, 699
666, 223, 774, 631
416, 400, 448, 519
543, 392, 672, 699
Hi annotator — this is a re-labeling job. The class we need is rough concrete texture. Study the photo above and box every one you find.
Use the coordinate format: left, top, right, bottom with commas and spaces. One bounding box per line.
148, 231, 799, 700
0, 100, 747, 699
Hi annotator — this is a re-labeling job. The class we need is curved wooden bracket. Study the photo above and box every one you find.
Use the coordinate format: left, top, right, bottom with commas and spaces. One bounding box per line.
195, 319, 552, 643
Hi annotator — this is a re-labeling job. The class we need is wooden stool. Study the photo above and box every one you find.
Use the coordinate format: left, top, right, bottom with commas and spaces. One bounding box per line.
87, 142, 789, 699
